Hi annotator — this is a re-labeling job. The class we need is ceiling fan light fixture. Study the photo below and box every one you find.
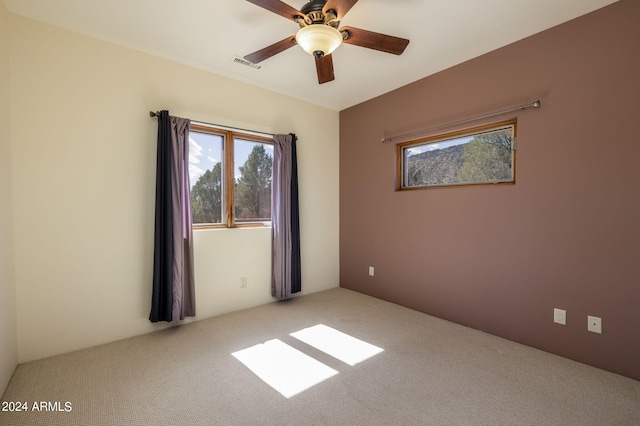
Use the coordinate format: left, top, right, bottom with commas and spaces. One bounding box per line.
296, 24, 343, 57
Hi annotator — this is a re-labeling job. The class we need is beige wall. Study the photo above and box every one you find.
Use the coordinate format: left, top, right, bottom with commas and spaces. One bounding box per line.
0, 1, 17, 395
9, 15, 339, 363
340, 0, 640, 380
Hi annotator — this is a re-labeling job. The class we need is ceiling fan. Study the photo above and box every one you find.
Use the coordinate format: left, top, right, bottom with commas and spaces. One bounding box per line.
244, 0, 410, 84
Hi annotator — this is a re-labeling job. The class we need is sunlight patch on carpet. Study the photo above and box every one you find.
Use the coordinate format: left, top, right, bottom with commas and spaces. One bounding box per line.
232, 339, 338, 398
290, 324, 384, 366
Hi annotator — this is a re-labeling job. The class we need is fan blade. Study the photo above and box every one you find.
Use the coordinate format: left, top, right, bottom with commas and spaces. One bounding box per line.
315, 54, 335, 84
323, 0, 359, 20
340, 26, 409, 55
246, 0, 303, 22
244, 35, 297, 64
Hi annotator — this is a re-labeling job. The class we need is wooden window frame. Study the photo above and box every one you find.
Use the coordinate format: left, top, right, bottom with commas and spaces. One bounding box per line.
190, 123, 273, 229
396, 119, 517, 191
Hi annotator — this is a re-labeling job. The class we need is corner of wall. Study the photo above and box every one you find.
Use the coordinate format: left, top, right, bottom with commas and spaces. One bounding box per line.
0, 1, 18, 396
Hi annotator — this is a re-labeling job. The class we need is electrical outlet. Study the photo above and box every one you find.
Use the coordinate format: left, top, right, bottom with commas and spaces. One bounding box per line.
241, 277, 247, 288
368, 266, 374, 276
587, 316, 602, 334
553, 308, 566, 325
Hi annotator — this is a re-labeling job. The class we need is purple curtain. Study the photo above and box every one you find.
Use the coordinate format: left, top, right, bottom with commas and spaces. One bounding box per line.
150, 111, 196, 322
272, 134, 301, 300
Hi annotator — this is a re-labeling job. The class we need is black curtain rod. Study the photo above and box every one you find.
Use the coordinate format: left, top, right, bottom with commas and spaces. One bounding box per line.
149, 111, 273, 138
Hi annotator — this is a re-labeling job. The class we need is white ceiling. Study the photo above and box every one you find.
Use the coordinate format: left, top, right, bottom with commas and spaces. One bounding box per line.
4, 0, 618, 111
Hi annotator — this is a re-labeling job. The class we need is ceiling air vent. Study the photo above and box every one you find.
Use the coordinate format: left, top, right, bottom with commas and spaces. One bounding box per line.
231, 56, 262, 70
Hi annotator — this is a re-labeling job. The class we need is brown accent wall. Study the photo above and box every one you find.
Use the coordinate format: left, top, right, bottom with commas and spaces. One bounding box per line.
339, 0, 640, 380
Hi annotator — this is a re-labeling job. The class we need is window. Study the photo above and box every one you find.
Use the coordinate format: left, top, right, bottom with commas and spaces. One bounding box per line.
397, 119, 516, 190
189, 124, 273, 228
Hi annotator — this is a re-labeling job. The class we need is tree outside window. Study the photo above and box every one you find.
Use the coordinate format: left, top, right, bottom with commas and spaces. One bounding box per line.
398, 120, 516, 190
188, 125, 273, 227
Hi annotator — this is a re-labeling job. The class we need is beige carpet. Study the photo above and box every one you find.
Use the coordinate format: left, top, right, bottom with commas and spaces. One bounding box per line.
1, 288, 638, 425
